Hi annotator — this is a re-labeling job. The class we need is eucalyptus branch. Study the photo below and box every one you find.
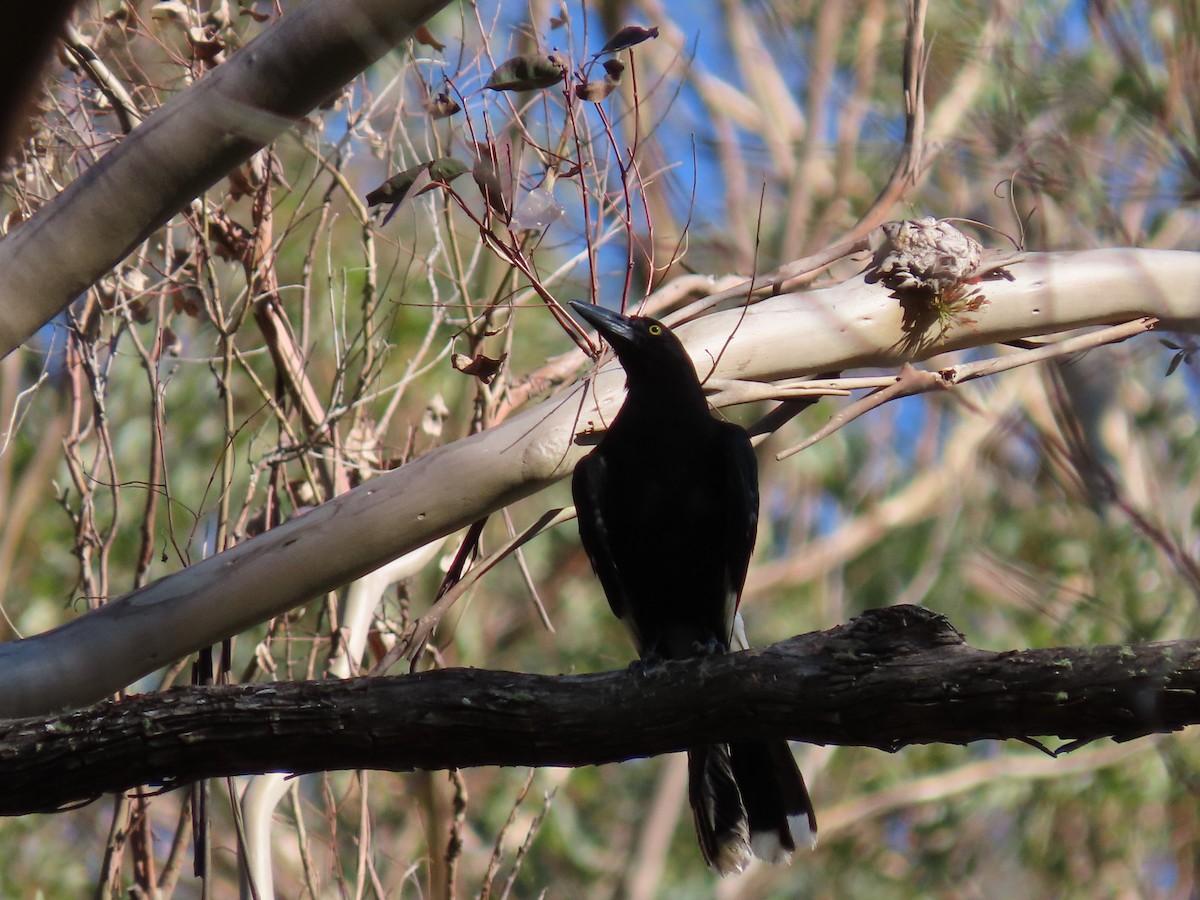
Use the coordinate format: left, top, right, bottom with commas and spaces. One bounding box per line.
1, 249, 1198, 718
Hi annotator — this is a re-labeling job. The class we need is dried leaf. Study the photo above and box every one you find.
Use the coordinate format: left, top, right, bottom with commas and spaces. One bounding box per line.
187, 27, 224, 61
150, 1, 193, 24
366, 163, 430, 225
209, 1, 231, 30
161, 326, 182, 357
472, 160, 509, 220
549, 3, 569, 28
122, 267, 148, 295
423, 92, 460, 119
365, 163, 425, 208
422, 393, 450, 437
368, 157, 468, 221
575, 60, 624, 102
575, 81, 612, 102
451, 352, 507, 384
170, 285, 202, 318
413, 157, 469, 200
414, 25, 445, 51
427, 157, 468, 183
596, 25, 659, 56
602, 59, 625, 79
345, 419, 382, 483
484, 53, 564, 92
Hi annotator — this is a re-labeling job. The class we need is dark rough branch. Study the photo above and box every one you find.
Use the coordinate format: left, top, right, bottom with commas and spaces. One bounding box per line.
2, 605, 1198, 816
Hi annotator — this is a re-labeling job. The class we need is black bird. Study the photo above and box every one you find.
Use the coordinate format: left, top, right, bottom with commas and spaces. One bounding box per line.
569, 300, 817, 874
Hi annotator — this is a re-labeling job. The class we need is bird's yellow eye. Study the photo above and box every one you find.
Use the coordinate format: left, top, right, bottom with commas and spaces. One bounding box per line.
648, 324, 663, 336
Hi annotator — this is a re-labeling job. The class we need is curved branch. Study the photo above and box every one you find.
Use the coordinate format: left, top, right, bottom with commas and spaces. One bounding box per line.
1, 249, 1199, 717
1, 606, 1197, 816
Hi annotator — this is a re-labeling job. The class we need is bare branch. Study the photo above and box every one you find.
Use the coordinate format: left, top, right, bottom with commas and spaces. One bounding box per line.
2, 605, 1197, 817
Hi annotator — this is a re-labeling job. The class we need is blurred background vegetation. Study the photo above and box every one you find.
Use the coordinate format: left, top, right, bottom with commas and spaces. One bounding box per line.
2, 0, 1200, 896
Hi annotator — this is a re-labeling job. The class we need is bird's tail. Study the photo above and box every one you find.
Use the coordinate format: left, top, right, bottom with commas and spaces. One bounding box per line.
730, 739, 818, 863
687, 740, 817, 874
687, 745, 751, 874
719, 616, 817, 862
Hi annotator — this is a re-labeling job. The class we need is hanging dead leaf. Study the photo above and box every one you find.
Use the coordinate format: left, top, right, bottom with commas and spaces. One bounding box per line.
602, 59, 626, 79
423, 92, 461, 119
422, 393, 450, 437
150, 1, 192, 24
484, 53, 564, 92
451, 352, 507, 384
472, 159, 510, 220
595, 25, 659, 56
414, 25, 445, 51
549, 3, 569, 28
575, 80, 613, 102
602, 59, 625, 79
160, 326, 182, 357
576, 59, 625, 102
344, 419, 383, 484
187, 27, 225, 62
170, 284, 202, 318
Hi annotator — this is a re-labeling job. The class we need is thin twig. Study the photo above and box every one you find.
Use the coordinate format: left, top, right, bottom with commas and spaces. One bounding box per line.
776, 318, 1157, 459
497, 789, 556, 900
368, 507, 573, 675
478, 769, 536, 900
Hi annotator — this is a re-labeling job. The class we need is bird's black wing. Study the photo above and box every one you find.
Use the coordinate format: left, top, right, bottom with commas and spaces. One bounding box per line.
572, 451, 632, 624
715, 421, 759, 623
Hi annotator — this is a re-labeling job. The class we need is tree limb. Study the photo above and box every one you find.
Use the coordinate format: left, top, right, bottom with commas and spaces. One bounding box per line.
2, 249, 1200, 718
2, 605, 1197, 817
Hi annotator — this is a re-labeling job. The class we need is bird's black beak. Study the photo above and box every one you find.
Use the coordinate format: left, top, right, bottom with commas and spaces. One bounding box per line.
569, 300, 638, 347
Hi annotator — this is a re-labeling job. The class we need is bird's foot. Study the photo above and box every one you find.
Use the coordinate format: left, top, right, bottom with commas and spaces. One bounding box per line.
629, 651, 664, 678
692, 636, 726, 657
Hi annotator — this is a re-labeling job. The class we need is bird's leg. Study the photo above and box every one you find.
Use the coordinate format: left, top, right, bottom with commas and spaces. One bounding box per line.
629, 648, 665, 677
692, 636, 727, 656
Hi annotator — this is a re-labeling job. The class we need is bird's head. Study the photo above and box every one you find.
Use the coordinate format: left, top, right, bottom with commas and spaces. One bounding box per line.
569, 301, 701, 392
